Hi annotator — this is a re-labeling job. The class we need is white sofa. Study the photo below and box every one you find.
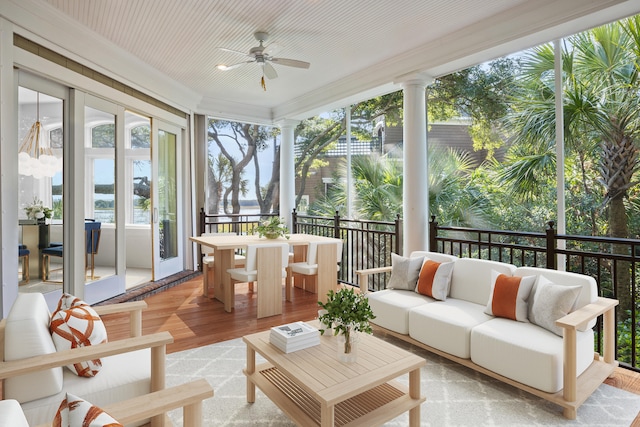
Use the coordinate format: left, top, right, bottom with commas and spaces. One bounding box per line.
357, 251, 618, 419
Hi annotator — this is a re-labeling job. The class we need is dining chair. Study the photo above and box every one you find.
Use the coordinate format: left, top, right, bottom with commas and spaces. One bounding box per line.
286, 240, 343, 299
201, 232, 245, 298
227, 242, 290, 318
41, 221, 102, 282
18, 244, 30, 284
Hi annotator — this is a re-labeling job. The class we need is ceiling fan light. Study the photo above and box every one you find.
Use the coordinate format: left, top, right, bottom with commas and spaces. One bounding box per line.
216, 64, 229, 70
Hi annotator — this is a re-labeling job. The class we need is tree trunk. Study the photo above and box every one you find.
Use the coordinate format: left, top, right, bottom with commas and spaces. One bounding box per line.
609, 194, 631, 322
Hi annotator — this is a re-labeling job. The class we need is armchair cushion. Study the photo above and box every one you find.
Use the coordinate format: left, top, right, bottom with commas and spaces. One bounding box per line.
4, 293, 63, 404
50, 294, 108, 377
53, 393, 123, 427
0, 399, 29, 427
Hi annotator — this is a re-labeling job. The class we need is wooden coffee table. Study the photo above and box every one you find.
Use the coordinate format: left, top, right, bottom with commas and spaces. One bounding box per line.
243, 322, 426, 427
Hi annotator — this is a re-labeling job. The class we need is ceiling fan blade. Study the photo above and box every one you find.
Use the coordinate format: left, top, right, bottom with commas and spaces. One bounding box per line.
217, 47, 250, 57
217, 59, 254, 71
263, 62, 278, 79
270, 57, 310, 69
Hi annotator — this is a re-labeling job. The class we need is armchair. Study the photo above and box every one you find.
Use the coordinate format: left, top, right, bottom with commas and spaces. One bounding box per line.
0, 293, 213, 426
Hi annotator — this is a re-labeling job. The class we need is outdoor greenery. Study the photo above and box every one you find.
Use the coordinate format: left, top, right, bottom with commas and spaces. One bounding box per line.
206, 15, 640, 366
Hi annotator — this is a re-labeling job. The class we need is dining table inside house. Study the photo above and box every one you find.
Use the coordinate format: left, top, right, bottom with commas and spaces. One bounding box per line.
189, 233, 342, 316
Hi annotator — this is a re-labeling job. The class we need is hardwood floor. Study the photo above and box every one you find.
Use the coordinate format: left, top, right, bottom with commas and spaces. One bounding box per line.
101, 275, 640, 424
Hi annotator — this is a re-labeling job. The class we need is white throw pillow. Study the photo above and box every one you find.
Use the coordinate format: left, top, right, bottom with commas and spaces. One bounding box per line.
484, 270, 535, 322
387, 253, 425, 291
529, 276, 581, 336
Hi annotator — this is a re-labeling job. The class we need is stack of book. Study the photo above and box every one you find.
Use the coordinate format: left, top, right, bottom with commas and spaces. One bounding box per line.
269, 321, 320, 353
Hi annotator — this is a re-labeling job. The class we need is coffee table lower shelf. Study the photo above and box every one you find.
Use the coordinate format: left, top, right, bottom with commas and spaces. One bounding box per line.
246, 362, 425, 427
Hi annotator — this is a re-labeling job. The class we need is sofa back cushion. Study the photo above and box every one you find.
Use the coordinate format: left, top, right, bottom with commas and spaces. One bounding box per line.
409, 251, 458, 264
450, 258, 517, 305
4, 293, 64, 403
515, 267, 598, 331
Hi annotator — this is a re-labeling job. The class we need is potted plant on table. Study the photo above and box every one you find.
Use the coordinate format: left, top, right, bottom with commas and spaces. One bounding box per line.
251, 216, 290, 239
318, 287, 375, 363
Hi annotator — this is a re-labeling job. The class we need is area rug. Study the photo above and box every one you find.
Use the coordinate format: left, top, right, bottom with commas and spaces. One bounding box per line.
165, 334, 640, 426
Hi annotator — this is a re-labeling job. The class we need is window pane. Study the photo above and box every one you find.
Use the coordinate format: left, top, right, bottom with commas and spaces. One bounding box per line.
92, 124, 115, 148
93, 158, 115, 223
133, 160, 151, 224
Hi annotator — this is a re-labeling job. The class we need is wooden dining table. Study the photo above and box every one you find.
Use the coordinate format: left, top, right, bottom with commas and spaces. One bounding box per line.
189, 233, 342, 315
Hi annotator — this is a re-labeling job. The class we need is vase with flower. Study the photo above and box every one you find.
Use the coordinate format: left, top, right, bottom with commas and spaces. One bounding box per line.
24, 197, 53, 224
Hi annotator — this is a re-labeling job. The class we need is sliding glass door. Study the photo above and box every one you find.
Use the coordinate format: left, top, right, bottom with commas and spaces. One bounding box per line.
152, 120, 183, 279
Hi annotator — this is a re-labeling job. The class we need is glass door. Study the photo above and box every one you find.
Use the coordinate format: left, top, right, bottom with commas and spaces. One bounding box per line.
17, 82, 65, 299
82, 96, 125, 303
152, 120, 183, 279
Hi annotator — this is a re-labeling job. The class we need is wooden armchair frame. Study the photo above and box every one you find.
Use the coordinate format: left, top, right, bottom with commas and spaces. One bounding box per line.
0, 301, 213, 427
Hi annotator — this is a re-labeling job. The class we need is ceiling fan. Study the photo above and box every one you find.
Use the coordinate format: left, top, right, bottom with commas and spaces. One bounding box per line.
216, 32, 310, 90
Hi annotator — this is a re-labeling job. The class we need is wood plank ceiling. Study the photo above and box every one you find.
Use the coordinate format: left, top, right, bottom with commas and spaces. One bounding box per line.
35, 0, 640, 122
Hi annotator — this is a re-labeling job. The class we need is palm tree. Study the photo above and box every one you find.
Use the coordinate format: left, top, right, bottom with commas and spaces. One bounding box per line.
502, 17, 640, 315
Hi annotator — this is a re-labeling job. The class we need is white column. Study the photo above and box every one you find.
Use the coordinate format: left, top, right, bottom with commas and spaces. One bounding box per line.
554, 39, 566, 270
277, 119, 299, 232
397, 73, 433, 255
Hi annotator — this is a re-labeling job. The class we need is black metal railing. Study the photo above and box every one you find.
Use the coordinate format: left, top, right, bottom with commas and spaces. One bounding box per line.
292, 210, 402, 288
197, 209, 640, 370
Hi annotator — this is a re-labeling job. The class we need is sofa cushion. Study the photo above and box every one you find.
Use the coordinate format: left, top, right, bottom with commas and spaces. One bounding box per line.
367, 289, 432, 334
449, 258, 516, 306
20, 349, 151, 427
515, 267, 598, 331
53, 393, 123, 427
529, 276, 581, 336
484, 271, 535, 322
50, 294, 108, 377
415, 260, 454, 301
387, 253, 424, 291
0, 399, 29, 427
408, 298, 492, 358
470, 318, 594, 393
409, 251, 458, 264
4, 293, 64, 404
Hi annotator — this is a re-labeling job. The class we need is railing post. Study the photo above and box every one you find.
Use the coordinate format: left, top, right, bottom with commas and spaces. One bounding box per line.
292, 208, 298, 234
334, 211, 340, 239
395, 214, 402, 256
546, 221, 557, 270
198, 208, 205, 272
429, 216, 438, 252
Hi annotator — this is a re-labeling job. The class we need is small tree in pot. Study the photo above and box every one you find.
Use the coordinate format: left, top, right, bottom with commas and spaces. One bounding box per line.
318, 287, 375, 355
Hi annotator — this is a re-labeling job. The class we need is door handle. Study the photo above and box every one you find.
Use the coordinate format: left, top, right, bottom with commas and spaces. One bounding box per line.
153, 208, 158, 224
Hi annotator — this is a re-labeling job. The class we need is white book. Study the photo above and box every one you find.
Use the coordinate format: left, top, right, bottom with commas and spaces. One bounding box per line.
269, 331, 319, 347
270, 336, 320, 353
270, 321, 320, 353
270, 321, 319, 342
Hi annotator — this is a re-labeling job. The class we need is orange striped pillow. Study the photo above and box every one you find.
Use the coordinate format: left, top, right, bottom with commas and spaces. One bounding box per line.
50, 294, 108, 377
415, 260, 454, 300
53, 393, 123, 427
485, 271, 535, 322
